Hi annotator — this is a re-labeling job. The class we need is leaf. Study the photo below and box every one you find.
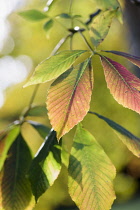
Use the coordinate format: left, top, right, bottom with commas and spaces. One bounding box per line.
56, 13, 71, 19
103, 50, 140, 68
89, 111, 140, 157
0, 133, 34, 210
100, 55, 140, 114
27, 120, 50, 139
68, 123, 116, 210
72, 15, 82, 19
18, 9, 47, 21
25, 106, 47, 117
47, 58, 93, 139
24, 50, 86, 87
0, 125, 20, 171
29, 130, 62, 201
94, 0, 120, 10
43, 19, 54, 31
90, 9, 117, 47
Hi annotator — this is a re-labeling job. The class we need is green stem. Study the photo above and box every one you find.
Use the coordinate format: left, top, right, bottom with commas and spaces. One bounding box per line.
78, 30, 94, 52
28, 84, 39, 109
70, 34, 73, 50
69, 0, 73, 15
50, 34, 71, 55
69, 0, 74, 50
22, 84, 39, 118
54, 17, 67, 30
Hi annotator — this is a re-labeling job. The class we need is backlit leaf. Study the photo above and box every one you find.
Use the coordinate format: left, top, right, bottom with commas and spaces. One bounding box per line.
103, 50, 140, 68
29, 130, 62, 201
24, 106, 47, 117
27, 120, 50, 139
100, 55, 140, 114
19, 10, 47, 21
47, 58, 93, 139
0, 133, 34, 210
94, 0, 120, 10
90, 9, 117, 47
0, 125, 20, 171
43, 19, 54, 31
68, 123, 116, 210
89, 111, 140, 157
24, 50, 86, 87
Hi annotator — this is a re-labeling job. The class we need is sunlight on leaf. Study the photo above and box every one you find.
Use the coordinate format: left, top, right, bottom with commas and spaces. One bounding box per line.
68, 123, 116, 210
89, 111, 140, 158
95, 0, 120, 10
24, 50, 86, 87
103, 50, 140, 68
29, 130, 62, 201
0, 133, 34, 210
27, 120, 50, 139
47, 58, 93, 139
100, 55, 140, 114
24, 106, 47, 117
0, 125, 20, 171
19, 10, 47, 21
90, 9, 117, 47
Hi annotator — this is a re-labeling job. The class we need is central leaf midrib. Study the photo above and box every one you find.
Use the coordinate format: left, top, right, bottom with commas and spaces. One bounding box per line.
11, 135, 21, 209
104, 56, 138, 97
59, 59, 90, 135
38, 51, 85, 75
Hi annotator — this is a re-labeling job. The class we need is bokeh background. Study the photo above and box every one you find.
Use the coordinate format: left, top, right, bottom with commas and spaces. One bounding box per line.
1, 0, 140, 209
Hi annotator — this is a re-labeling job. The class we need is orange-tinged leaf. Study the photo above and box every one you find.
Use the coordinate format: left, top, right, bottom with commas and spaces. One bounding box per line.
103, 50, 140, 68
100, 55, 140, 114
24, 50, 86, 87
47, 59, 93, 139
68, 123, 116, 210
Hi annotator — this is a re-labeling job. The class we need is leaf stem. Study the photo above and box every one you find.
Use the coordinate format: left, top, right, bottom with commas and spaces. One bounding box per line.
21, 84, 40, 119
69, 0, 73, 16
28, 84, 39, 109
50, 34, 71, 56
70, 35, 73, 50
78, 30, 94, 52
69, 0, 74, 50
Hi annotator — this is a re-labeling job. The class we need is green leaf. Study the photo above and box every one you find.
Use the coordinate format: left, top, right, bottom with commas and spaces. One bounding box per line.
29, 130, 62, 201
47, 58, 93, 139
19, 9, 47, 21
24, 50, 86, 87
43, 19, 54, 31
0, 133, 34, 210
90, 9, 117, 47
0, 125, 20, 171
27, 120, 50, 139
72, 15, 82, 19
68, 123, 116, 210
89, 111, 140, 158
95, 0, 120, 10
25, 106, 47, 117
56, 13, 71, 19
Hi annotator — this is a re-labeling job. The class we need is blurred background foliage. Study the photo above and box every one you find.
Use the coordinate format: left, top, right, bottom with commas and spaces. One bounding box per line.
0, 0, 140, 209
